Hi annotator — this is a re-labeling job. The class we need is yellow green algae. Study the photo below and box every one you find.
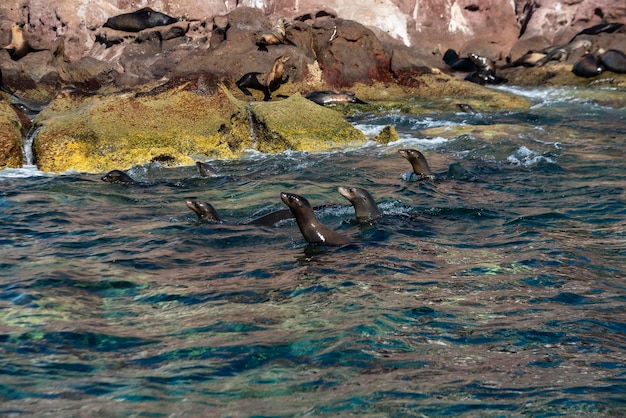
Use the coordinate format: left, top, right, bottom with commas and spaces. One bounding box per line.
0, 100, 24, 168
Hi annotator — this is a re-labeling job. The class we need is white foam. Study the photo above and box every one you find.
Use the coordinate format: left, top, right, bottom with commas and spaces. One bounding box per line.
507, 146, 554, 166
0, 166, 52, 179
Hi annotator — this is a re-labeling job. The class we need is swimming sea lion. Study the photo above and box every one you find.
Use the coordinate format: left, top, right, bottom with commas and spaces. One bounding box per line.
236, 55, 290, 101
101, 169, 136, 184
398, 149, 434, 181
280, 192, 350, 246
338, 186, 383, 223
196, 161, 216, 177
466, 53, 507, 85
572, 53, 604, 78
3, 22, 44, 60
103, 7, 180, 32
456, 103, 477, 114
600, 49, 626, 74
443, 49, 478, 72
186, 200, 222, 223
256, 17, 293, 52
304, 90, 367, 106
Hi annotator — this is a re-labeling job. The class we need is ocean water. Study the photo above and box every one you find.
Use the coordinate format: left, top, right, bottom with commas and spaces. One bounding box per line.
0, 87, 625, 417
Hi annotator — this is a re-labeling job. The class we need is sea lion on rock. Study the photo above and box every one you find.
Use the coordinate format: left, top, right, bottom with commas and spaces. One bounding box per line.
186, 200, 222, 223
256, 17, 293, 52
304, 90, 367, 106
196, 161, 217, 177
281, 192, 350, 246
569, 22, 624, 43
534, 39, 591, 66
103, 7, 180, 32
572, 53, 604, 78
236, 55, 290, 101
101, 169, 136, 184
2, 22, 44, 60
443, 49, 478, 72
338, 186, 383, 223
465, 53, 507, 85
399, 149, 434, 181
600, 49, 626, 74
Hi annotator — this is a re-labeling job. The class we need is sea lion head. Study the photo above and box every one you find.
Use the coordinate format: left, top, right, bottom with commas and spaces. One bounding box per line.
398, 148, 433, 179
101, 169, 135, 184
338, 186, 382, 222
186, 200, 221, 223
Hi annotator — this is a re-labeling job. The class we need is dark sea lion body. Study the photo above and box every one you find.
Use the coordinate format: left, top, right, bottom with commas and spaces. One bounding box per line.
466, 53, 507, 85
281, 192, 350, 246
398, 149, 434, 180
236, 55, 290, 101
338, 186, 382, 223
186, 200, 222, 223
101, 169, 136, 184
600, 49, 626, 74
103, 7, 179, 32
572, 54, 603, 78
304, 91, 367, 106
443, 49, 478, 72
195, 161, 216, 177
569, 22, 624, 42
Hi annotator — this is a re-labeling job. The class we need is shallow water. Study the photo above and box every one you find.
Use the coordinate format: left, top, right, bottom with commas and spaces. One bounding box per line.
0, 87, 625, 417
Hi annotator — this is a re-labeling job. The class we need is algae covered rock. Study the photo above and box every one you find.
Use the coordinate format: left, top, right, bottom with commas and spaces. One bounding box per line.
32, 81, 248, 173
246, 93, 366, 153
0, 100, 24, 168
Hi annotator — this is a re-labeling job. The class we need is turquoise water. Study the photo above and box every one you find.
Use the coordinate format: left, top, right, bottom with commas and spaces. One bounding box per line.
0, 87, 625, 416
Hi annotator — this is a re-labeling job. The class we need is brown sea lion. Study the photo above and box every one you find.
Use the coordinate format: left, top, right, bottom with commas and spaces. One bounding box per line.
236, 55, 290, 101
304, 91, 367, 106
256, 17, 293, 52
103, 7, 180, 32
338, 186, 383, 223
101, 169, 136, 184
186, 200, 222, 223
195, 161, 216, 177
398, 149, 434, 181
280, 192, 350, 246
534, 39, 592, 66
443, 49, 478, 72
572, 53, 604, 78
600, 49, 626, 74
3, 22, 44, 60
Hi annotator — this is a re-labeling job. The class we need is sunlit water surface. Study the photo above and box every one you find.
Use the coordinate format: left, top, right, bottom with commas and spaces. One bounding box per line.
1, 87, 625, 417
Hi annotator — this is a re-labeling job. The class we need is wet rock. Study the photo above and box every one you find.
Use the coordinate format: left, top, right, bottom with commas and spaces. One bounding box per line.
0, 100, 23, 168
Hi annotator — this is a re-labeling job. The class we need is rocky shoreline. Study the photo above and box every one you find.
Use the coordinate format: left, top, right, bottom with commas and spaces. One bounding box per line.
1, 3, 625, 172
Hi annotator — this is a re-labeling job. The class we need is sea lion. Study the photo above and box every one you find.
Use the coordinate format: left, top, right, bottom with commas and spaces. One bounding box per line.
443, 49, 478, 72
456, 103, 477, 114
256, 17, 293, 52
600, 49, 626, 74
186, 200, 222, 223
103, 7, 180, 32
572, 53, 604, 78
280, 192, 350, 246
534, 39, 592, 66
236, 55, 290, 101
465, 53, 507, 85
398, 149, 434, 181
2, 22, 44, 60
101, 169, 136, 184
338, 186, 383, 223
569, 22, 624, 43
195, 161, 216, 177
304, 90, 367, 106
